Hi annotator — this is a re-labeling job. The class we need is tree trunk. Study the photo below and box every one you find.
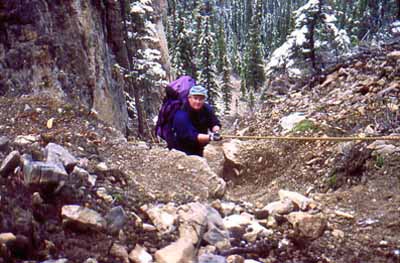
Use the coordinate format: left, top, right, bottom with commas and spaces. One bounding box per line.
309, 20, 316, 72
397, 0, 400, 19
120, 0, 145, 137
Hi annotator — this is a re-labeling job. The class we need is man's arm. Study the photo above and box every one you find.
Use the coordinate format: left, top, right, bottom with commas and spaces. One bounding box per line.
197, 133, 210, 145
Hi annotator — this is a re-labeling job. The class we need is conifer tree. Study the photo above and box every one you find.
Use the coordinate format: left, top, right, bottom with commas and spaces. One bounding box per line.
171, 4, 196, 77
240, 64, 247, 98
243, 0, 265, 93
221, 51, 233, 114
266, 0, 350, 77
197, 4, 219, 109
229, 34, 241, 74
216, 20, 226, 73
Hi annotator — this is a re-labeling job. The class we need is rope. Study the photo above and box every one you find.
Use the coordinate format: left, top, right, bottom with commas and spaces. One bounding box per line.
221, 134, 400, 142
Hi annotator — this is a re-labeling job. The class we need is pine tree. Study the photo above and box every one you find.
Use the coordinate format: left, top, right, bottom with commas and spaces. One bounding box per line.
266, 0, 350, 77
216, 20, 226, 73
221, 52, 233, 114
197, 5, 219, 110
243, 0, 265, 93
229, 34, 241, 74
239, 64, 247, 98
170, 4, 196, 77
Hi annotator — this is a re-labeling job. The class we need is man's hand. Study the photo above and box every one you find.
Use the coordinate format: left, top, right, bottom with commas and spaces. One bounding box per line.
209, 132, 222, 141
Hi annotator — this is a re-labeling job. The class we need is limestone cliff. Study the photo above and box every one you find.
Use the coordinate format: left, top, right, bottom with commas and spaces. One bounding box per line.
0, 0, 169, 134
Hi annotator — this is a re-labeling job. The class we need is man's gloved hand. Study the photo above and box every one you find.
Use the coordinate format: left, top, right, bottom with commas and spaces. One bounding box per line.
209, 132, 222, 141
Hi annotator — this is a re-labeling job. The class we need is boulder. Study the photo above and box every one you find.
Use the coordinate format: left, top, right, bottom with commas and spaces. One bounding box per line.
388, 51, 400, 59
243, 221, 273, 243
227, 255, 245, 263
105, 206, 127, 235
178, 202, 229, 248
222, 140, 245, 181
61, 205, 106, 232
143, 203, 178, 235
13, 135, 39, 147
223, 213, 253, 231
0, 136, 9, 152
0, 233, 16, 244
129, 244, 153, 263
287, 212, 326, 240
154, 238, 195, 263
222, 140, 244, 167
204, 144, 225, 176
198, 254, 227, 263
110, 243, 129, 263
262, 199, 295, 215
278, 190, 318, 211
45, 143, 78, 172
132, 148, 226, 202
23, 160, 68, 188
0, 150, 20, 177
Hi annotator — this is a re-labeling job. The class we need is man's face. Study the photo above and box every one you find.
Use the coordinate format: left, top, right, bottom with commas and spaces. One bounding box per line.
188, 95, 206, 111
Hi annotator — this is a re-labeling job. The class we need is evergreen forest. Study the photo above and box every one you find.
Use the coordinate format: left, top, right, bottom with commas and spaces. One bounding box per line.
165, 0, 400, 112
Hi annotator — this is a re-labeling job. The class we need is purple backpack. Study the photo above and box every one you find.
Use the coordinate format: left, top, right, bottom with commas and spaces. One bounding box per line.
155, 76, 196, 147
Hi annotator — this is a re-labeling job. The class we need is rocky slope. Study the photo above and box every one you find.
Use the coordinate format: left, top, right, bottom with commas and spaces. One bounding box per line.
0, 43, 400, 263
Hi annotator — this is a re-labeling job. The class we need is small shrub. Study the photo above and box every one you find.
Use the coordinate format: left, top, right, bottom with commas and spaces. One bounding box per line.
112, 192, 124, 203
327, 173, 338, 189
375, 155, 384, 168
292, 119, 317, 133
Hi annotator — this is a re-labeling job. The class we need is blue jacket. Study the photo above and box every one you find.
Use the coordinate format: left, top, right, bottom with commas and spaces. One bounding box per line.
171, 101, 221, 156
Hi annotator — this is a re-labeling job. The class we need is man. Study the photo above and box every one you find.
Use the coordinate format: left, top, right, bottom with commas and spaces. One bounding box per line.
171, 85, 222, 156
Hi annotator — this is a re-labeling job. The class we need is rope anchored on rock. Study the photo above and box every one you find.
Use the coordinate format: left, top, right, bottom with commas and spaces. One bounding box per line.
220, 134, 400, 142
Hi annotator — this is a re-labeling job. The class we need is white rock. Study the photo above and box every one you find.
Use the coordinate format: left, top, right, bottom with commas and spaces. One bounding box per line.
145, 203, 177, 234
110, 243, 129, 263
14, 135, 39, 146
178, 202, 228, 246
279, 112, 305, 133
61, 205, 106, 232
83, 258, 98, 263
222, 140, 244, 167
96, 187, 114, 203
243, 221, 273, 242
278, 190, 318, 211
287, 211, 326, 240
204, 144, 225, 176
142, 223, 157, 231
388, 51, 400, 59
154, 238, 195, 263
226, 254, 245, 263
263, 199, 295, 215
0, 233, 16, 244
45, 143, 77, 171
0, 150, 20, 177
129, 244, 153, 263
220, 201, 237, 217
332, 229, 345, 239
88, 174, 97, 186
223, 213, 253, 230
96, 162, 109, 172
199, 254, 226, 263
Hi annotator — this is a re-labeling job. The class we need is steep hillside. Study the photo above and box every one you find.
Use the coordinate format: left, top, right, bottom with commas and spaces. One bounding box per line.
222, 41, 400, 262
0, 42, 399, 262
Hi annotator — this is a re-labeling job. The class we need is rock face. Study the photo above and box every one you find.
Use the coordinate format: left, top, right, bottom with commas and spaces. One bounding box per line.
0, 0, 169, 133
